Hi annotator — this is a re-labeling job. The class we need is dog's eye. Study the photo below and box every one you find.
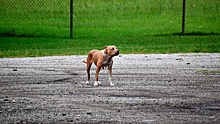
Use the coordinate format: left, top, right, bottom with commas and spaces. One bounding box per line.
112, 48, 114, 50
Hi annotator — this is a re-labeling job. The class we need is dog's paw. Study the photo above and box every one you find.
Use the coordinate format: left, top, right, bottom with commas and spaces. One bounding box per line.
86, 81, 90, 85
110, 82, 114, 86
98, 81, 101, 85
94, 81, 101, 86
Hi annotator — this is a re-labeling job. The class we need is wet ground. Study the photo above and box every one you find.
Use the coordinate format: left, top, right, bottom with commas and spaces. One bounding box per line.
0, 53, 220, 124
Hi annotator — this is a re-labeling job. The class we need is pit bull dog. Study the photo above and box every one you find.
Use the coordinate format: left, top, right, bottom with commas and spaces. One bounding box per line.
83, 45, 119, 86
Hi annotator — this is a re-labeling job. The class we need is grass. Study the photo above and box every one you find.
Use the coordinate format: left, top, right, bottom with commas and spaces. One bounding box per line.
73, 0, 220, 38
1, 0, 219, 38
0, 0, 219, 57
0, 36, 219, 58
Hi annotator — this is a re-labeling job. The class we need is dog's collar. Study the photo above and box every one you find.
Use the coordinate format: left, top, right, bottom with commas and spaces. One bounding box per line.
101, 49, 108, 56
101, 49, 105, 55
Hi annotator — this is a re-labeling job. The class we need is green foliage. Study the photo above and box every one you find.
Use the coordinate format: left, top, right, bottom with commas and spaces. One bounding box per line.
0, 0, 219, 57
0, 0, 69, 37
0, 36, 219, 58
0, 0, 219, 38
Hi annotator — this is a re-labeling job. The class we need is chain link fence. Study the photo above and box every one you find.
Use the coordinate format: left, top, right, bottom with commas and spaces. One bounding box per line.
0, 0, 219, 38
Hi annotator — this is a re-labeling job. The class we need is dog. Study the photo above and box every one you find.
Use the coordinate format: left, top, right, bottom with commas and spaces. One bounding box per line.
83, 45, 119, 86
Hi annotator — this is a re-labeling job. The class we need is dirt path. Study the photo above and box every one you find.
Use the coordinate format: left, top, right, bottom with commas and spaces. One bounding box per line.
0, 53, 220, 123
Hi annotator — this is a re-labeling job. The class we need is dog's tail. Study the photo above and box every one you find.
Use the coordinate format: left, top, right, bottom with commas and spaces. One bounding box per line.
83, 60, 87, 64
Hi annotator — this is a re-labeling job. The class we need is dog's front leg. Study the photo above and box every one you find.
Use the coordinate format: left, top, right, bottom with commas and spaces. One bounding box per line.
108, 66, 114, 86
94, 66, 101, 86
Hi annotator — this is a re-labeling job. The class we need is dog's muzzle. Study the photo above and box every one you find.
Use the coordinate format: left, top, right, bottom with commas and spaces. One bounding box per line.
114, 50, 119, 56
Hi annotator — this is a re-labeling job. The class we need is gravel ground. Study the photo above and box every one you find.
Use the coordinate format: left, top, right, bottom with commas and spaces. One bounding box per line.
0, 53, 220, 124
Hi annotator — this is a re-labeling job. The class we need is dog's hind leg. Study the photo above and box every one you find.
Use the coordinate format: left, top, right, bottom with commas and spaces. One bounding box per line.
86, 62, 92, 85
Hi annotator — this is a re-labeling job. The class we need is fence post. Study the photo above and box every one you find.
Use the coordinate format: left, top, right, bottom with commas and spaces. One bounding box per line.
182, 0, 186, 34
70, 0, 73, 38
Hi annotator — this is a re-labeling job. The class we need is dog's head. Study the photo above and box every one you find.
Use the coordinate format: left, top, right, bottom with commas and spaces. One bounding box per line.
103, 45, 119, 57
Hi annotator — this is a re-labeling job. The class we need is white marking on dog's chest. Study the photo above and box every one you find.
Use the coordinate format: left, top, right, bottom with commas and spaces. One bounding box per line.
101, 51, 112, 68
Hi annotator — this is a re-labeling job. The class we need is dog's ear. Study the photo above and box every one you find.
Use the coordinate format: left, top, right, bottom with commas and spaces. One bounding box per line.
103, 46, 108, 49
103, 46, 108, 54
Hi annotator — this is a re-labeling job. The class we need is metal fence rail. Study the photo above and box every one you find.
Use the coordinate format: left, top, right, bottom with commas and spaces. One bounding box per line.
0, 0, 219, 38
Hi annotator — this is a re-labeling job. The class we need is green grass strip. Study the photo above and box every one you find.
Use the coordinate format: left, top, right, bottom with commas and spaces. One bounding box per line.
0, 36, 219, 58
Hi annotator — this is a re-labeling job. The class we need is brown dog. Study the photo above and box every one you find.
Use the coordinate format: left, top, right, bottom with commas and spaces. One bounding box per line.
83, 45, 119, 86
